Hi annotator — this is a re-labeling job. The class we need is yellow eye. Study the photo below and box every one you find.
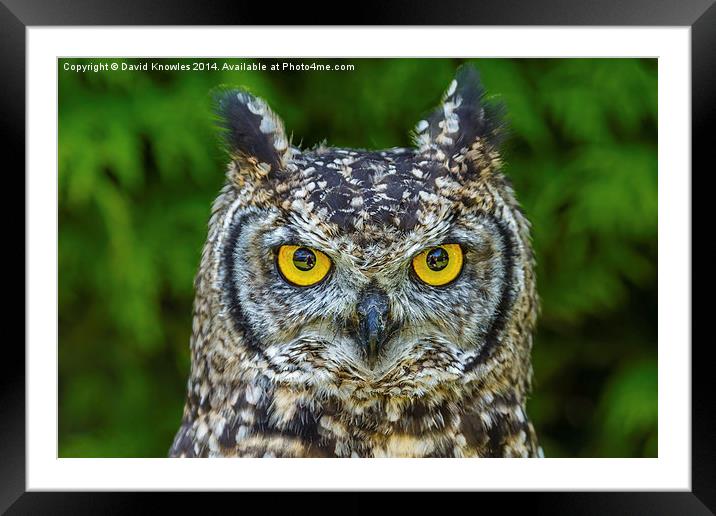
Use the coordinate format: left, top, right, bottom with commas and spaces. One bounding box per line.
276, 245, 332, 287
412, 244, 463, 286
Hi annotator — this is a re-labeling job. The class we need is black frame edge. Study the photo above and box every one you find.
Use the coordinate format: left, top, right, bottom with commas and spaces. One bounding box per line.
3, 492, 716, 515
0, 0, 26, 514
691, 1, 716, 512
1, 0, 715, 25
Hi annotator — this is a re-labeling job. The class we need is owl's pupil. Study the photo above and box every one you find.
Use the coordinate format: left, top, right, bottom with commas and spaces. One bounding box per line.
426, 247, 449, 271
293, 247, 316, 271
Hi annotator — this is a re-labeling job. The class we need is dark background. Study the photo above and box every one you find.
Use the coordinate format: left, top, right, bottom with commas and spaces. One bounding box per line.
58, 57, 657, 458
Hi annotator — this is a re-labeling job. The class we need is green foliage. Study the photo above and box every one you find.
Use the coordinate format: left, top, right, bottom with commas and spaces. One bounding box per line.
58, 58, 657, 457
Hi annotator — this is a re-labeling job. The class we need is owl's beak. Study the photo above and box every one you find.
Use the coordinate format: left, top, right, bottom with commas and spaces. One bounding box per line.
355, 288, 391, 369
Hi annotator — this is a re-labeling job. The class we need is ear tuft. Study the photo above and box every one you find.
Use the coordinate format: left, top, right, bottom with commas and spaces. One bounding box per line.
212, 88, 295, 175
412, 64, 504, 159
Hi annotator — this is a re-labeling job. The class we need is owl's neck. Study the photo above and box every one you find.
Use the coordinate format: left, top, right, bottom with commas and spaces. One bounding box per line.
172, 360, 539, 458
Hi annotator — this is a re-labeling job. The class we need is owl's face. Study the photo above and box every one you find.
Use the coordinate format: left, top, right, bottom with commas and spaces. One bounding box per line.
223, 174, 515, 393
211, 66, 534, 401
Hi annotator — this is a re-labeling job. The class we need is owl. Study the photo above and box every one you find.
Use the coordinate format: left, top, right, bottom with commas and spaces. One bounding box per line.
169, 65, 541, 458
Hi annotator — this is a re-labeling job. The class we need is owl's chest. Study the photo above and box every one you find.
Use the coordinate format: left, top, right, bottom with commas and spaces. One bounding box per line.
216, 385, 532, 458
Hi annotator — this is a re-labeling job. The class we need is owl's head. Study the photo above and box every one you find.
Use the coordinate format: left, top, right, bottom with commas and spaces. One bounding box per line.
197, 65, 537, 403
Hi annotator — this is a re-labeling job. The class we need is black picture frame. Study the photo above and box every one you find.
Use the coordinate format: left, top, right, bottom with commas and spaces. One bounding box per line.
3, 0, 712, 512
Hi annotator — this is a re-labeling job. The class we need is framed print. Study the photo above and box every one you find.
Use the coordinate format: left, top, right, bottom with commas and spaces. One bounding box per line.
4, 0, 713, 512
